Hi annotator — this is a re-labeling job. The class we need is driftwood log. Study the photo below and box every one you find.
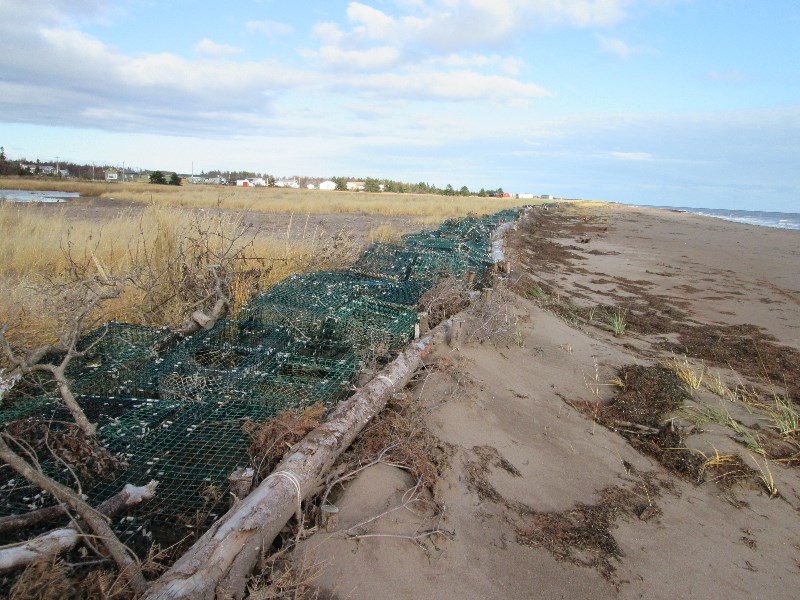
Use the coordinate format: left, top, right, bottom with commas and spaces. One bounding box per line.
0, 481, 157, 574
143, 318, 452, 600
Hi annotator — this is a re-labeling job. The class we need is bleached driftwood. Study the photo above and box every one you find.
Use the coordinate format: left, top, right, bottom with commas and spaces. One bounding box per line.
143, 319, 452, 600
0, 481, 158, 574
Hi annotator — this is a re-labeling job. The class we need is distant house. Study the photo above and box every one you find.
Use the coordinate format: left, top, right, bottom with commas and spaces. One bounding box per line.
516, 193, 535, 199
41, 165, 55, 175
236, 177, 266, 187
319, 180, 336, 191
105, 169, 119, 182
306, 183, 316, 190
275, 178, 300, 189
188, 176, 206, 184
346, 181, 365, 191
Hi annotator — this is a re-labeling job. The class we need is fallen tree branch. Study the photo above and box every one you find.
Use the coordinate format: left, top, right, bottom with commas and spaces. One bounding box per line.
0, 481, 157, 573
144, 318, 453, 600
0, 435, 151, 593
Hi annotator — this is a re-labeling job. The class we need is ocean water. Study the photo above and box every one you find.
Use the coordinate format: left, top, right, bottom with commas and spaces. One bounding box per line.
0, 189, 80, 203
652, 205, 800, 231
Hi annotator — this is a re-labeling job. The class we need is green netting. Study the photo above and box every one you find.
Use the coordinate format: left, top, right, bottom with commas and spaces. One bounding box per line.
408, 247, 470, 281
349, 243, 418, 281
327, 297, 417, 353
0, 207, 523, 553
0, 396, 55, 424
69, 323, 180, 398
237, 352, 360, 405
153, 321, 292, 401
374, 279, 432, 306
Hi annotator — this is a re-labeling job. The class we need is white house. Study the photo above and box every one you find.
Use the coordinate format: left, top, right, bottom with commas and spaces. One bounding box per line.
275, 178, 300, 189
346, 181, 365, 191
306, 183, 316, 190
236, 177, 266, 187
105, 169, 119, 182
319, 180, 336, 191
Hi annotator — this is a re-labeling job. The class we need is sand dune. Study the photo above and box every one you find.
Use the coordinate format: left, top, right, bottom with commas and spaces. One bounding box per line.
298, 203, 800, 599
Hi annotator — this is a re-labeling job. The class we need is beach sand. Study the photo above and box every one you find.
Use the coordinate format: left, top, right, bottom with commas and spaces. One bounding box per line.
295, 203, 800, 599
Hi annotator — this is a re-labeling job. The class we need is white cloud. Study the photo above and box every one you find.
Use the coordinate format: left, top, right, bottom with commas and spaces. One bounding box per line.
608, 151, 653, 161
597, 36, 633, 60
347, 2, 396, 38
312, 22, 345, 44
0, 14, 314, 136
246, 19, 294, 36
708, 70, 746, 83
438, 53, 525, 75
309, 1, 643, 72
193, 38, 243, 57
307, 45, 403, 70
357, 69, 550, 102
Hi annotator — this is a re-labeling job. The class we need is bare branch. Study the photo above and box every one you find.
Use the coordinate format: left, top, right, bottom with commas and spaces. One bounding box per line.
0, 433, 150, 592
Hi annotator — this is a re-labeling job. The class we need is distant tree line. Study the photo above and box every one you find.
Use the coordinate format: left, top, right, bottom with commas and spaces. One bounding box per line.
149, 171, 181, 186
329, 176, 505, 197
0, 147, 506, 195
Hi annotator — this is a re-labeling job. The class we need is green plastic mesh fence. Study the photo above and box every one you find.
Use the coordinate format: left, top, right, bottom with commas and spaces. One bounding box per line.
0, 207, 522, 553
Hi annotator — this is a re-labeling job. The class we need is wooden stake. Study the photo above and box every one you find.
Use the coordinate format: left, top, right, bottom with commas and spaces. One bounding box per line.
417, 312, 429, 336
448, 317, 464, 346
228, 468, 254, 504
319, 504, 339, 532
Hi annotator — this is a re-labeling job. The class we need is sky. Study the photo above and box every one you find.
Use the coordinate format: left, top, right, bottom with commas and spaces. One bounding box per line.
0, 0, 798, 211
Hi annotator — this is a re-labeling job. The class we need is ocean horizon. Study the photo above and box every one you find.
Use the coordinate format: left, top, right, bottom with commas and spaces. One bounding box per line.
651, 205, 800, 231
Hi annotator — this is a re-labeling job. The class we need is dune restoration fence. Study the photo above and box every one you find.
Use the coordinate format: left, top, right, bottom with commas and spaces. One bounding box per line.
0, 208, 520, 552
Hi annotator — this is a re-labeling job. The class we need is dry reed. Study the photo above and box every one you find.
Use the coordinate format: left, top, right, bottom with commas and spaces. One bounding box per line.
0, 202, 359, 347
2, 177, 533, 222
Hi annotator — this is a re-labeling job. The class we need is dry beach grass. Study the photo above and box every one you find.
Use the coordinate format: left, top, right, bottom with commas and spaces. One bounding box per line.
2, 178, 528, 222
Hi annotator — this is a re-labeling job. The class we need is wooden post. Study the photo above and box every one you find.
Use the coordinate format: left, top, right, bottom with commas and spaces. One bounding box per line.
228, 468, 254, 504
481, 287, 493, 303
319, 504, 339, 532
448, 317, 464, 346
465, 271, 476, 285
417, 312, 429, 336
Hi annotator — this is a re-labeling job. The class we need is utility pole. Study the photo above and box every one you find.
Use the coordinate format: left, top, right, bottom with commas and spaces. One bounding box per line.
122, 161, 125, 183
55, 156, 60, 177
92, 163, 95, 180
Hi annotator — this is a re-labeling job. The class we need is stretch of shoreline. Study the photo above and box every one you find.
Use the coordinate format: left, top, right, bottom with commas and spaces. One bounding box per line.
299, 202, 800, 599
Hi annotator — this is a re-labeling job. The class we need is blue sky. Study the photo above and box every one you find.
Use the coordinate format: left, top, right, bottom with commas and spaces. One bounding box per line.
1, 0, 798, 211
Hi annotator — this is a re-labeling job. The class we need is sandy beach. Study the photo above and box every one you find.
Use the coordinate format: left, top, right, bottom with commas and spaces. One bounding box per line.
296, 202, 800, 599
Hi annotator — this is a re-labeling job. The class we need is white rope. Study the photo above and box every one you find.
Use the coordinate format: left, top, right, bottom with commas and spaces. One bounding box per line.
268, 470, 303, 518
376, 374, 394, 389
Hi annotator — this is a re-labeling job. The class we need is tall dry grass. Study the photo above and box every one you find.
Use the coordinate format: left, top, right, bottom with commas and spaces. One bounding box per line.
2, 177, 534, 222
0, 203, 359, 348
